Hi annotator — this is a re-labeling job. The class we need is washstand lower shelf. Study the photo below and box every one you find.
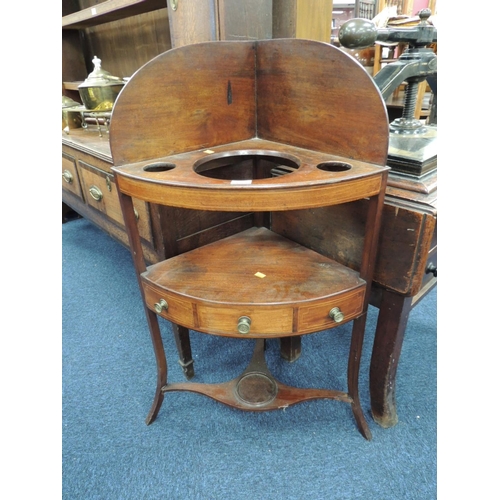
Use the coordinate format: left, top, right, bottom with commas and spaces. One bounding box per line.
137, 226, 372, 438
141, 226, 366, 338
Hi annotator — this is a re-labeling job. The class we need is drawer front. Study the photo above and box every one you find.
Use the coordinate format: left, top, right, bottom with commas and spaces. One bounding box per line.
421, 248, 437, 288
196, 304, 293, 336
420, 222, 437, 290
62, 155, 83, 199
78, 161, 152, 241
143, 280, 365, 338
143, 283, 196, 328
298, 287, 365, 334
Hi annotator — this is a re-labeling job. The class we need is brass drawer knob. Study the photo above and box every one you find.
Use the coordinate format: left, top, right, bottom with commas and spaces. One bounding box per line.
329, 307, 344, 323
62, 170, 73, 184
237, 316, 251, 334
154, 299, 169, 314
89, 185, 103, 202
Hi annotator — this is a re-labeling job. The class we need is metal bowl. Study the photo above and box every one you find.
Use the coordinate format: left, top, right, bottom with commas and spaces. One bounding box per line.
78, 56, 125, 111
78, 84, 124, 111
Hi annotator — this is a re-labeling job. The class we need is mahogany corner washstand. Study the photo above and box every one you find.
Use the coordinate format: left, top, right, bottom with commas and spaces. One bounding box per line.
110, 39, 390, 440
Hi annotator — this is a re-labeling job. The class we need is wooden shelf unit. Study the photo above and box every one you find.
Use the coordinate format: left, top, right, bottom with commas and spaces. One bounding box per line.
62, 0, 171, 102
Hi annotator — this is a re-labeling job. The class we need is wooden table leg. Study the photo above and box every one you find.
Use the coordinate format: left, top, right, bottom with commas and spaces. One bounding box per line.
172, 323, 195, 380
369, 289, 412, 428
280, 336, 302, 362
145, 309, 167, 425
62, 202, 81, 223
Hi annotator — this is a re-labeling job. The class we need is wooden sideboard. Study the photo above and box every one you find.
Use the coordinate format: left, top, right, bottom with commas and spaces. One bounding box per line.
62, 125, 437, 428
371, 173, 437, 427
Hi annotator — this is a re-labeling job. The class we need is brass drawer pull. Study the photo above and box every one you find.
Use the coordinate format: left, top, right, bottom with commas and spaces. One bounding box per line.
89, 185, 103, 202
154, 299, 169, 314
62, 170, 73, 184
329, 307, 344, 323
237, 316, 251, 334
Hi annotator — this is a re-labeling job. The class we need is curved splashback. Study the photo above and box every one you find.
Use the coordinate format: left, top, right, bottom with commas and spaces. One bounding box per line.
110, 39, 389, 167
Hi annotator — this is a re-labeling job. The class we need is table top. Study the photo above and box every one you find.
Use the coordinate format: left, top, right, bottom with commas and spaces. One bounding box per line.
112, 138, 389, 212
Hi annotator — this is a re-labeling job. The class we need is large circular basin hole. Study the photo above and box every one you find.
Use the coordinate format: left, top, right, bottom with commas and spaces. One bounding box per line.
316, 161, 352, 172
143, 162, 176, 172
194, 150, 300, 180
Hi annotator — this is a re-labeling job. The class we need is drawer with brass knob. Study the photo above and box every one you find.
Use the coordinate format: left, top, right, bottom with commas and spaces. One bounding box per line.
78, 160, 152, 241
237, 316, 251, 334
196, 305, 293, 337
298, 288, 365, 333
62, 154, 83, 200
142, 283, 194, 325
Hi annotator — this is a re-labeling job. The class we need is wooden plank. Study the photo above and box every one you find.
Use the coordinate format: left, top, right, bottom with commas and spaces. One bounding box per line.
218, 0, 273, 40
167, 0, 218, 47
295, 0, 332, 42
256, 39, 389, 165
109, 42, 257, 164
62, 0, 167, 29
271, 199, 436, 296
273, 0, 332, 42
85, 9, 171, 79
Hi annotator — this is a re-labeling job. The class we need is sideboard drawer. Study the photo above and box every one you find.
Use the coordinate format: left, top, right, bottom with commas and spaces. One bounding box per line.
420, 223, 437, 289
62, 154, 83, 199
78, 161, 153, 242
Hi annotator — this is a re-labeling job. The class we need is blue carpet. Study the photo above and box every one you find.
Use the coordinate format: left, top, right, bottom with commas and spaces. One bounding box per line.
62, 218, 437, 499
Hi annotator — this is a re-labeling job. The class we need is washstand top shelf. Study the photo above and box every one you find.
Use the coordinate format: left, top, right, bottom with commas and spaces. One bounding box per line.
109, 38, 391, 333
113, 138, 389, 212
110, 39, 391, 209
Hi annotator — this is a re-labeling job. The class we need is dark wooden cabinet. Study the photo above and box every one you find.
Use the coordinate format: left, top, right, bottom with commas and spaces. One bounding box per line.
62, 130, 160, 262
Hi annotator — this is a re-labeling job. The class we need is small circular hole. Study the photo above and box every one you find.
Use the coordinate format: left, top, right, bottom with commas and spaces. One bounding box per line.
316, 161, 352, 172
143, 162, 176, 172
